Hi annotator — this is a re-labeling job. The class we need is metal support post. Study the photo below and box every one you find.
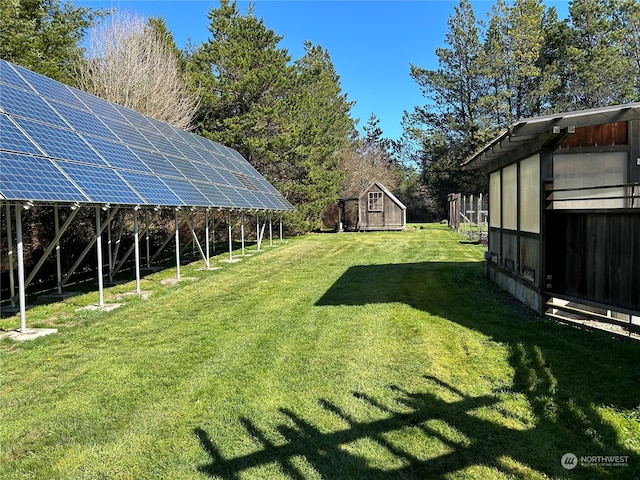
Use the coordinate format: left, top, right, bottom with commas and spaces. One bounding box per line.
134, 208, 141, 294
54, 206, 62, 294
175, 209, 181, 280
205, 209, 210, 268
96, 207, 104, 307
6, 203, 15, 307
15, 204, 27, 333
241, 212, 245, 256
227, 210, 233, 261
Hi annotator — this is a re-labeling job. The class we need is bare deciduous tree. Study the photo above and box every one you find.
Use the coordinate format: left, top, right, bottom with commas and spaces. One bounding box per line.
338, 145, 400, 198
76, 11, 198, 130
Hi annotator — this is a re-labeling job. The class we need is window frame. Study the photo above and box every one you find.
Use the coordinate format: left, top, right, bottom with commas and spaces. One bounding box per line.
368, 191, 383, 212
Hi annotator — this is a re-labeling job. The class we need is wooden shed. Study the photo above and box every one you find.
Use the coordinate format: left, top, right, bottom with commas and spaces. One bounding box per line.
462, 103, 640, 337
357, 182, 406, 231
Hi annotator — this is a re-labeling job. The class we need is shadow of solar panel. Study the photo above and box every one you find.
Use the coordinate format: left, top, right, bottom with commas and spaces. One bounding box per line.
160, 177, 209, 206
12, 63, 80, 106
55, 160, 144, 204
0, 114, 43, 155
0, 152, 88, 202
1, 86, 68, 127
49, 101, 117, 140
0, 62, 34, 91
118, 171, 181, 205
14, 118, 108, 166
84, 136, 151, 173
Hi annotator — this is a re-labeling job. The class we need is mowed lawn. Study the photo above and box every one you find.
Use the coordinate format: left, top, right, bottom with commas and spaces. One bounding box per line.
1, 224, 639, 479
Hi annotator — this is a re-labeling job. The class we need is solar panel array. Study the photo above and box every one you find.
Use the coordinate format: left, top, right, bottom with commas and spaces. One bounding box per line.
0, 59, 293, 211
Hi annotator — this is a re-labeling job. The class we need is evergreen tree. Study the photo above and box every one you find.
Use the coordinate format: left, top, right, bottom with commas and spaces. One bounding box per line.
406, 0, 487, 217
187, 1, 354, 231
562, 0, 635, 108
0, 0, 102, 84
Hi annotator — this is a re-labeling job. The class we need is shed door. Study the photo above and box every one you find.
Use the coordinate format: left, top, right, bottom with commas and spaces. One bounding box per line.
367, 191, 384, 227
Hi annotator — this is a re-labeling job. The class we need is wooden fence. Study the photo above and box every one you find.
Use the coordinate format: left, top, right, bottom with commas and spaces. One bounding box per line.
448, 193, 488, 242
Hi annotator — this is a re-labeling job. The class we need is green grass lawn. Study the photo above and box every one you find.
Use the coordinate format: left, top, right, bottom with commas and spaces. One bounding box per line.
1, 224, 638, 479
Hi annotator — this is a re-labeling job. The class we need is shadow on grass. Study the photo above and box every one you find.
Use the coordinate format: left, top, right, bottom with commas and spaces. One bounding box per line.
195, 262, 640, 479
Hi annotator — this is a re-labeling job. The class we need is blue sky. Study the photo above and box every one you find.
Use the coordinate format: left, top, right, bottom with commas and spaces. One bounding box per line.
76, 0, 570, 141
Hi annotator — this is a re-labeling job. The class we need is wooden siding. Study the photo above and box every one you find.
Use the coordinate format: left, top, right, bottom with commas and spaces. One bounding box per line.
546, 211, 640, 311
560, 122, 628, 148
358, 183, 405, 231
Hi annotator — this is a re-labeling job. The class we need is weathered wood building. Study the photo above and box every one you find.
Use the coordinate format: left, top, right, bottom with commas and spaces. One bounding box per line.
336, 182, 406, 232
357, 181, 406, 231
463, 103, 640, 337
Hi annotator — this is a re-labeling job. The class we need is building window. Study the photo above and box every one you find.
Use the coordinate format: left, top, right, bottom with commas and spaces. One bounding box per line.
368, 191, 383, 211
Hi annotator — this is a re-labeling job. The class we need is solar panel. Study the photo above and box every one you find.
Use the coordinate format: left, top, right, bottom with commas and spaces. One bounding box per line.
13, 118, 108, 166
132, 148, 183, 177
83, 136, 151, 173
0, 114, 43, 155
166, 156, 210, 182
49, 100, 118, 140
104, 119, 155, 150
160, 177, 209, 206
193, 182, 234, 208
118, 171, 182, 206
0, 85, 68, 127
0, 151, 88, 202
11, 62, 80, 106
55, 160, 143, 204
139, 128, 185, 158
0, 62, 34, 91
71, 88, 129, 124
0, 59, 293, 212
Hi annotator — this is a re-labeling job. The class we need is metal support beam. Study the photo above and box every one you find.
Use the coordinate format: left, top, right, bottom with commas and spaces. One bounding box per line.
15, 204, 27, 333
112, 209, 161, 276
185, 212, 208, 269
25, 205, 80, 289
269, 214, 273, 247
279, 214, 283, 243
60, 206, 120, 288
110, 211, 125, 281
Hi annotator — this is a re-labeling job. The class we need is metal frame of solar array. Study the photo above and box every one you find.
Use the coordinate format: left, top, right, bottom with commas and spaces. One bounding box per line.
0, 59, 293, 211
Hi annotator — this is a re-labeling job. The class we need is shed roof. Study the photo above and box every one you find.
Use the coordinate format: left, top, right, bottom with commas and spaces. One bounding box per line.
462, 102, 640, 171
358, 181, 406, 210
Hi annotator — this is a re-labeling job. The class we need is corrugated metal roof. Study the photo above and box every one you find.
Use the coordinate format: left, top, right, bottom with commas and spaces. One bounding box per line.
462, 102, 640, 170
